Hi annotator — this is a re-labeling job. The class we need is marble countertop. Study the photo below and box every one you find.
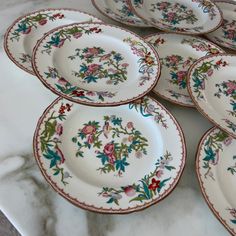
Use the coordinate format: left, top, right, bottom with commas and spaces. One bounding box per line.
0, 0, 232, 235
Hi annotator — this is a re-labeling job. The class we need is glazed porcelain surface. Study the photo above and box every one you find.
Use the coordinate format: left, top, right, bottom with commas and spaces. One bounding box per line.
92, 0, 150, 27
207, 0, 236, 51
34, 96, 186, 213
32, 22, 161, 106
145, 33, 224, 107
196, 127, 236, 235
4, 9, 102, 74
188, 54, 236, 138
129, 0, 223, 34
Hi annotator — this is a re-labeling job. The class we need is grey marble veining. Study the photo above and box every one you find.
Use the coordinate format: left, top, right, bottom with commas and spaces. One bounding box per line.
0, 0, 232, 235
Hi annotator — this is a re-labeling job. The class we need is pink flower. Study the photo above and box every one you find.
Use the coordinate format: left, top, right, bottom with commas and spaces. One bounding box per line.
177, 71, 187, 82
159, 2, 168, 10
207, 69, 213, 76
224, 136, 233, 146
56, 124, 63, 136
167, 12, 176, 22
227, 29, 235, 40
23, 26, 32, 34
58, 77, 67, 86
55, 39, 66, 48
86, 91, 96, 96
38, 19, 47, 25
156, 169, 164, 178
124, 186, 136, 197
85, 47, 100, 58
168, 55, 180, 65
82, 125, 96, 135
183, 59, 191, 68
121, 63, 129, 67
73, 32, 82, 39
126, 122, 134, 129
87, 135, 94, 144
104, 142, 116, 164
88, 64, 100, 73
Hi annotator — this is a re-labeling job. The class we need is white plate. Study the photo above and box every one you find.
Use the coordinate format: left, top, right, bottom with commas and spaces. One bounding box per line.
32, 22, 161, 106
4, 8, 102, 75
129, 0, 223, 34
188, 54, 236, 137
33, 96, 186, 213
196, 126, 236, 235
145, 33, 224, 107
206, 0, 236, 51
92, 0, 150, 27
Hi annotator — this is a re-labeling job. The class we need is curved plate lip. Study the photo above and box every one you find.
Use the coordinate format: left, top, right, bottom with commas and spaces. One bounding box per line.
33, 95, 187, 214
32, 22, 161, 107
205, 0, 236, 51
3, 8, 103, 75
143, 32, 225, 108
128, 0, 224, 35
91, 0, 151, 27
187, 53, 236, 138
196, 126, 236, 235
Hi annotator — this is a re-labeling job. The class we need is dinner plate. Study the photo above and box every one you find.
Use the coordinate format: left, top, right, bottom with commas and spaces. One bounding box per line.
196, 126, 236, 235
145, 33, 224, 107
32, 22, 161, 106
33, 96, 186, 213
128, 0, 223, 34
4, 8, 102, 75
206, 0, 236, 51
92, 0, 150, 27
187, 54, 236, 138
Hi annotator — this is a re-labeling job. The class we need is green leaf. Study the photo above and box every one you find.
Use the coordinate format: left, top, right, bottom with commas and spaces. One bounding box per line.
231, 219, 236, 224
72, 137, 77, 143
129, 196, 147, 203
106, 198, 114, 204
141, 180, 151, 199
165, 165, 176, 171
53, 169, 60, 175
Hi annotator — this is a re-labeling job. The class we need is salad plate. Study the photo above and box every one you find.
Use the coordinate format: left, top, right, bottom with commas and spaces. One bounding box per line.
4, 8, 102, 75
128, 0, 223, 34
187, 54, 236, 138
92, 0, 150, 27
196, 126, 236, 235
33, 95, 186, 213
206, 0, 236, 51
32, 22, 161, 107
145, 33, 224, 107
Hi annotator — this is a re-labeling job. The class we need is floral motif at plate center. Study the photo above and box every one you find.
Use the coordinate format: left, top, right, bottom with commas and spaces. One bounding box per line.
72, 115, 148, 176
68, 47, 129, 85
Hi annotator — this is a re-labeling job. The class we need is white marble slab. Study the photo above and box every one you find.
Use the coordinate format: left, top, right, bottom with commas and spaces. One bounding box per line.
0, 0, 231, 235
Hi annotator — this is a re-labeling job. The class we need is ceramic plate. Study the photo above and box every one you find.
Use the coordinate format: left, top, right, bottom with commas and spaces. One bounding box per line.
4, 8, 102, 75
32, 22, 161, 106
128, 0, 223, 34
206, 0, 236, 51
92, 0, 150, 27
145, 33, 224, 107
188, 54, 236, 138
196, 126, 236, 235
33, 96, 186, 213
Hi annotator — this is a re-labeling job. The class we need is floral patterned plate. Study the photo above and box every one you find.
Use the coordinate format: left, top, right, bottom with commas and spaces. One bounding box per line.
128, 0, 223, 34
92, 0, 150, 27
206, 0, 236, 51
4, 8, 102, 75
187, 54, 236, 138
145, 33, 224, 107
32, 22, 161, 106
33, 95, 186, 213
196, 126, 236, 235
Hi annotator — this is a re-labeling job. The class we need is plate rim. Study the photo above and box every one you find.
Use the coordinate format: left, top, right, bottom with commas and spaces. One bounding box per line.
128, 0, 223, 35
187, 53, 236, 138
31, 21, 161, 107
144, 32, 225, 108
33, 95, 187, 214
205, 0, 236, 51
91, 0, 151, 27
196, 126, 236, 235
3, 8, 103, 75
